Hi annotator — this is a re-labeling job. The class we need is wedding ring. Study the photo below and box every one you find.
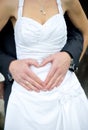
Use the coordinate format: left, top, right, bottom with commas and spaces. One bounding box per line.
25, 81, 29, 85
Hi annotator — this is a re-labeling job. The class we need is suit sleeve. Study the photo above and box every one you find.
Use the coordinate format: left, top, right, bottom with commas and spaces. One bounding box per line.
0, 20, 16, 82
61, 13, 83, 69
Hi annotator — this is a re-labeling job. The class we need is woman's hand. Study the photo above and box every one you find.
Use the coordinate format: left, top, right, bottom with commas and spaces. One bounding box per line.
9, 59, 44, 92
9, 52, 71, 92
40, 52, 71, 91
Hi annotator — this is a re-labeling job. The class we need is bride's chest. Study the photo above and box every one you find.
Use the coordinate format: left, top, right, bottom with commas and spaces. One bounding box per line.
14, 14, 67, 45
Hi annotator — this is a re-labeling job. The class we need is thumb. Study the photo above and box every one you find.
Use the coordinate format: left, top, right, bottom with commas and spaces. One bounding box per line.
40, 56, 53, 67
27, 59, 39, 67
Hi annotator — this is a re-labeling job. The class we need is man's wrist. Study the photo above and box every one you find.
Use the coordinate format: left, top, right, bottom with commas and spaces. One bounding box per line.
7, 60, 15, 82
61, 51, 77, 72
69, 58, 77, 72
7, 72, 13, 82
67, 52, 78, 72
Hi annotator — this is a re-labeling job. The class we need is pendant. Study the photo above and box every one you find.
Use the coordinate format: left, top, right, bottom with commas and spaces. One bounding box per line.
40, 7, 46, 15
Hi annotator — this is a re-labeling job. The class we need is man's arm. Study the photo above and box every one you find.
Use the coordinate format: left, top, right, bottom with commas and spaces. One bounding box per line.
61, 13, 83, 71
0, 20, 16, 82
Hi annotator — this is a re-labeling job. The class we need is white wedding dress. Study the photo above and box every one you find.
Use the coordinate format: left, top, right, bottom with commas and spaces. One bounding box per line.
4, 0, 88, 130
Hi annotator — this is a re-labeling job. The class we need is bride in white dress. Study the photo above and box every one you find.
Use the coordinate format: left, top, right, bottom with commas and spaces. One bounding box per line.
0, 0, 88, 130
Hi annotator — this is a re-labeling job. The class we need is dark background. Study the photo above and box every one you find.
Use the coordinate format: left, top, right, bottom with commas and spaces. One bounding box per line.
76, 47, 88, 97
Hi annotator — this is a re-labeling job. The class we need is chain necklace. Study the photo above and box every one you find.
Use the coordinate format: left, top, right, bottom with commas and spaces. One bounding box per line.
40, 6, 46, 15
38, 0, 46, 15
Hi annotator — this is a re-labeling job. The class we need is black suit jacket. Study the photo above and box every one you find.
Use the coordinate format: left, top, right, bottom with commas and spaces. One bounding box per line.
0, 14, 83, 111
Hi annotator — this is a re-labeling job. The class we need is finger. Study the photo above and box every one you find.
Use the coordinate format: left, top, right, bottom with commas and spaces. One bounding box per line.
14, 73, 39, 92
44, 65, 56, 85
17, 69, 44, 89
19, 82, 32, 91
25, 76, 43, 90
45, 69, 59, 89
48, 76, 64, 91
24, 80, 40, 92
27, 59, 39, 67
15, 76, 32, 91
40, 56, 52, 66
27, 69, 44, 86
56, 76, 64, 87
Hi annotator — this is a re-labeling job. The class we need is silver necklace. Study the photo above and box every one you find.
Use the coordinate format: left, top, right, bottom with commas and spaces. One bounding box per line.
40, 6, 46, 15
38, 0, 46, 15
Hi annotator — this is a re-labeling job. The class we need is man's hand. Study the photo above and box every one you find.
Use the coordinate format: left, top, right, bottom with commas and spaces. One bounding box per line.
9, 59, 44, 92
40, 52, 71, 90
9, 52, 71, 92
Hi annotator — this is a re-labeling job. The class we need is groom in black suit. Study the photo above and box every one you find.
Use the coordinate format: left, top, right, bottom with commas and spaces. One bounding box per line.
0, 0, 87, 112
